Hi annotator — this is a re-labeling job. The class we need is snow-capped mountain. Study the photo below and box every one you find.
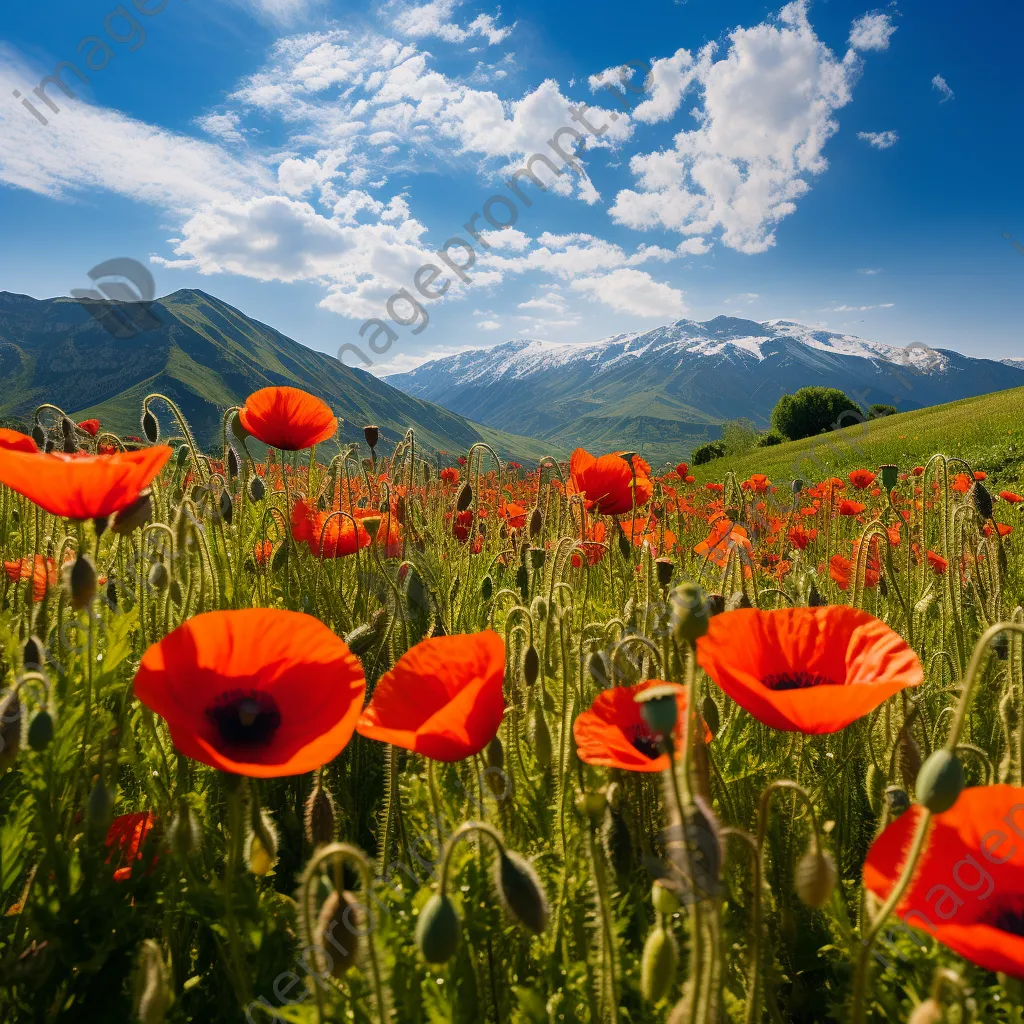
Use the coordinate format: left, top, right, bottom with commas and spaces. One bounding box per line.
386, 316, 1024, 459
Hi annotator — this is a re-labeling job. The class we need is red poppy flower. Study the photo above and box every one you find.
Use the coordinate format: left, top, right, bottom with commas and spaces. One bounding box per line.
706, 482, 724, 493
572, 520, 607, 567
694, 519, 752, 570
573, 680, 710, 773
0, 429, 39, 454
106, 811, 157, 882
829, 552, 880, 591
676, 462, 689, 478
253, 540, 274, 566
237, 387, 337, 451
864, 786, 1024, 979
134, 609, 366, 777
745, 474, 771, 494
951, 473, 972, 494
838, 499, 866, 517
356, 631, 505, 761
568, 447, 653, 517
3, 555, 57, 602
696, 607, 921, 733
0, 444, 172, 519
440, 467, 460, 485
1001, 491, 1023, 504
974, 471, 987, 480
848, 469, 876, 490
452, 509, 474, 542
912, 466, 925, 476
926, 550, 948, 575
624, 516, 676, 555
502, 502, 527, 530
984, 522, 1014, 538
78, 419, 101, 437
788, 525, 817, 550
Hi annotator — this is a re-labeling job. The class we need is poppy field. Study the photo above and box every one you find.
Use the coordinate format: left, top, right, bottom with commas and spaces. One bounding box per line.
2, 386, 1024, 1024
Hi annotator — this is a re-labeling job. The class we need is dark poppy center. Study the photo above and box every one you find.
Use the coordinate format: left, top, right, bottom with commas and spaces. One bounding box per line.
628, 724, 662, 760
761, 672, 839, 692
979, 899, 1024, 938
206, 689, 281, 747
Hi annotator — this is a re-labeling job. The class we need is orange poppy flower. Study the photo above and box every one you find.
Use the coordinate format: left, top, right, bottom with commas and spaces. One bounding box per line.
78, 419, 101, 437
624, 516, 676, 555
787, 525, 817, 550
926, 550, 948, 575
0, 444, 171, 519
0, 429, 39, 454
1000, 491, 1023, 504
848, 469, 876, 490
696, 607, 921, 733
356, 631, 505, 761
572, 520, 607, 567
951, 473, 972, 494
864, 786, 1024, 979
838, 499, 866, 517
440, 467, 460, 485
694, 519, 752, 570
106, 811, 157, 882
134, 609, 366, 777
568, 447, 652, 517
3, 555, 57, 602
501, 502, 527, 530
573, 680, 709, 772
983, 522, 1014, 538
237, 387, 337, 451
253, 540, 274, 566
830, 542, 881, 591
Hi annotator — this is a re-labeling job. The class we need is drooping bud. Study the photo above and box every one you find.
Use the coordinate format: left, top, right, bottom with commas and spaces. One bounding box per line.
651, 880, 681, 916
87, 778, 114, 840
915, 749, 964, 814
865, 761, 885, 815
899, 731, 922, 788
641, 925, 677, 1004
247, 810, 279, 875
656, 557, 674, 588
61, 416, 78, 454
31, 422, 46, 449
456, 483, 473, 512
363, 425, 379, 451
142, 409, 160, 444
528, 547, 545, 570
230, 410, 249, 443
167, 801, 201, 857
808, 582, 825, 607
515, 565, 529, 601
496, 850, 548, 934
304, 784, 336, 847
227, 446, 240, 481
315, 889, 363, 976
523, 645, 539, 686
480, 574, 493, 601
218, 489, 233, 525
416, 892, 461, 963
700, 696, 720, 739
795, 846, 836, 908
27, 709, 53, 751
532, 704, 551, 768
131, 939, 170, 1024
148, 561, 169, 592
248, 473, 266, 502
791, 478, 804, 495
175, 444, 189, 468
669, 581, 710, 643
884, 785, 910, 817
67, 553, 98, 610
972, 481, 993, 521
111, 490, 153, 535
588, 649, 611, 688
23, 635, 44, 670
528, 507, 543, 538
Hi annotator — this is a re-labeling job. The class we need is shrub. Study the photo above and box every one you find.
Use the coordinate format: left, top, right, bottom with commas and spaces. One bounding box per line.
869, 404, 898, 419
692, 440, 726, 465
721, 418, 759, 456
756, 430, 784, 447
771, 387, 861, 441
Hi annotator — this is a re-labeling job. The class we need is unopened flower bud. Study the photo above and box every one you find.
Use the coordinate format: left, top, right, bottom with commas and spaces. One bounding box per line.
247, 810, 279, 875
416, 891, 461, 963
523, 645, 539, 686
168, 801, 201, 858
67, 553, 97, 610
363, 425, 379, 450
652, 880, 680, 916
314, 890, 363, 976
496, 850, 548, 934
884, 785, 910, 817
669, 582, 710, 643
528, 507, 543, 538
880, 465, 898, 491
111, 490, 153, 535
142, 409, 160, 444
656, 557, 674, 587
641, 925, 677, 1004
132, 939, 170, 1024
148, 561, 169, 591
575, 790, 607, 826
972, 481, 993, 521
0, 693, 22, 769
27, 709, 53, 751
915, 749, 964, 814
87, 778, 114, 839
795, 846, 836, 908
248, 474, 266, 501
304, 785, 336, 847
532, 704, 551, 768
175, 444, 189, 468
23, 635, 44, 669
701, 696, 720, 739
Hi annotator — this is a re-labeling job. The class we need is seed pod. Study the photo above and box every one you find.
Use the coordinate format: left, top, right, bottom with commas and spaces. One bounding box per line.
972, 482, 993, 521
112, 489, 153, 535
700, 696, 720, 739
27, 710, 53, 751
532, 704, 551, 768
315, 890, 363, 976
907, 999, 945, 1024
248, 473, 266, 501
636, 683, 679, 740
523, 646, 539, 686
148, 561, 169, 591
142, 409, 160, 444
23, 635, 44, 670
304, 785, 336, 847
68, 553, 98, 610
641, 925, 677, 1004
456, 483, 473, 512
884, 785, 910, 817
247, 810, 279, 875
795, 847, 836, 908
656, 557, 674, 587
916, 749, 964, 814
416, 892, 461, 963
132, 939, 170, 1024
363, 425, 379, 451
669, 582, 710, 642
496, 851, 548, 934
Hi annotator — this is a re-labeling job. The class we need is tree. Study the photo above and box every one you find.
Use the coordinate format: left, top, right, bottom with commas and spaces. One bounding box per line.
756, 430, 784, 447
721, 418, 759, 456
869, 404, 898, 419
692, 440, 726, 465
771, 387, 861, 441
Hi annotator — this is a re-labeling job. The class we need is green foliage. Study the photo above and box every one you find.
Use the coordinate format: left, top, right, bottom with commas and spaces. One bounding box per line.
756, 430, 784, 447
771, 386, 861, 441
692, 439, 727, 464
721, 418, 760, 456
868, 404, 898, 418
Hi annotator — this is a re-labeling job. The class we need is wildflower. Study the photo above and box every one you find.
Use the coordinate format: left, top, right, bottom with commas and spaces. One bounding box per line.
951, 473, 972, 494
3, 555, 57, 602
77, 419, 101, 437
926, 550, 948, 575
1000, 491, 1023, 504
356, 632, 505, 761
573, 680, 709, 773
848, 469, 877, 490
746, 474, 771, 494
675, 462, 688, 478
440, 467, 460, 485
696, 607, 921, 733
694, 519, 752, 570
571, 520, 607, 567
568, 447, 653, 516
252, 540, 273, 567
788, 525, 817, 550
912, 466, 925, 476
237, 387, 337, 450
829, 552, 880, 591
452, 509, 474, 542
501, 502, 527, 530
983, 522, 1014, 538
838, 499, 866, 517
106, 811, 157, 882
134, 609, 366, 777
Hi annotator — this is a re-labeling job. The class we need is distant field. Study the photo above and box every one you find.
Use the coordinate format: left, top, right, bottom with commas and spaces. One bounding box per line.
701, 385, 1024, 487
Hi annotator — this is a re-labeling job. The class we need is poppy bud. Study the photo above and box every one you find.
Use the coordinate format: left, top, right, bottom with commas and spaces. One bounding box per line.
669, 582, 710, 643
68, 553, 97, 610
248, 474, 265, 501
652, 880, 680, 916
315, 889, 363, 976
907, 999, 945, 1024
87, 778, 114, 839
230, 410, 248, 442
61, 419, 78, 454
899, 731, 922, 788
31, 423, 46, 449
575, 789, 607, 826
111, 490, 153, 535
131, 939, 170, 1024
23, 635, 44, 670
528, 507, 543, 538
530, 596, 547, 621
641, 925, 677, 1004
363, 425, 379, 450
148, 562, 169, 591
884, 785, 910, 817
416, 892, 461, 963
808, 582, 825, 607
972, 482, 993, 521
480, 574, 493, 601
515, 565, 529, 601
248, 810, 279, 875
865, 762, 885, 815
142, 409, 160, 444
168, 801, 201, 857
27, 709, 53, 751
456, 483, 473, 512
701, 696, 720, 739
528, 547, 545, 570
107, 579, 119, 611
496, 850, 548, 934
795, 847, 836, 908
656, 557, 674, 587
791, 478, 804, 495
523, 646, 539, 686
175, 444, 189, 468
0, 694, 21, 769
636, 683, 679, 740
915, 749, 964, 814
226, 446, 240, 481
532, 704, 551, 767
218, 489, 233, 525
880, 465, 898, 490
588, 650, 611, 688
304, 785, 336, 847
991, 633, 1010, 660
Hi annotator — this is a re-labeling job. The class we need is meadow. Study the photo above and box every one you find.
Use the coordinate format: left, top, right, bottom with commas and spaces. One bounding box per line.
1, 384, 1023, 1024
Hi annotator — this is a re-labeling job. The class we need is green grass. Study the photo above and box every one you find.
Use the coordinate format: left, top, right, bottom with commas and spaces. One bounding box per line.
702, 385, 1024, 488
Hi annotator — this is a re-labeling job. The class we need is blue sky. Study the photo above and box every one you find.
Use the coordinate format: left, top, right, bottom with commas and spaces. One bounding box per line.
1, 0, 1021, 375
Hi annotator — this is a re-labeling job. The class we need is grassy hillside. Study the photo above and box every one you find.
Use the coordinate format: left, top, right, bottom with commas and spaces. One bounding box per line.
701, 385, 1024, 487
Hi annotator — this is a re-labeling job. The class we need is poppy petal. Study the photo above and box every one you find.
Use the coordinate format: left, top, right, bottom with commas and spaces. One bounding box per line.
238, 387, 337, 451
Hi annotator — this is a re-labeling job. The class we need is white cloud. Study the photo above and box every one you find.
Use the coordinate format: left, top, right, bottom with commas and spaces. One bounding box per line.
476, 319, 502, 330
196, 111, 247, 143
631, 47, 714, 124
236, 0, 325, 25
858, 267, 881, 274
569, 268, 687, 318
932, 74, 954, 102
391, 0, 514, 46
517, 291, 567, 312
479, 227, 531, 251
823, 302, 894, 311
676, 238, 709, 255
609, 2, 869, 254
849, 12, 897, 52
858, 129, 899, 149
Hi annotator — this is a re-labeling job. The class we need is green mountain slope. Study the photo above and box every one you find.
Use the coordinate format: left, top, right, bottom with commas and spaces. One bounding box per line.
0, 289, 564, 461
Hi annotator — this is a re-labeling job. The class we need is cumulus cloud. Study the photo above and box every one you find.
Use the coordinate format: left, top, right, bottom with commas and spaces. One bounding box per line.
849, 12, 897, 51
569, 268, 687, 318
858, 129, 899, 149
391, 0, 514, 45
932, 74, 954, 102
476, 318, 502, 329
822, 302, 894, 311
609, 1, 871, 254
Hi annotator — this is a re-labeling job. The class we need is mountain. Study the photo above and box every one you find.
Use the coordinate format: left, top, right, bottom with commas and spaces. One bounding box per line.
386, 316, 1024, 465
0, 289, 561, 461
